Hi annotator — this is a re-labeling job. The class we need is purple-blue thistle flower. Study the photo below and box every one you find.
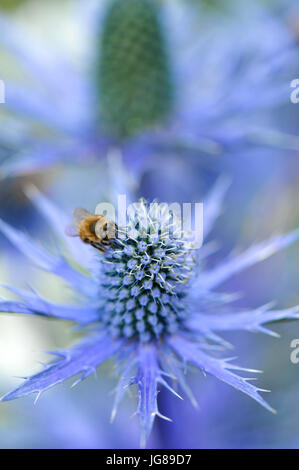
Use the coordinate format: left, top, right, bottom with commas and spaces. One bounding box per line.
0, 0, 298, 179
0, 183, 299, 447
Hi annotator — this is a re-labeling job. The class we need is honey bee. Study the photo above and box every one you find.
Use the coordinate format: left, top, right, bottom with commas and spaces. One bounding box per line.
66, 207, 118, 252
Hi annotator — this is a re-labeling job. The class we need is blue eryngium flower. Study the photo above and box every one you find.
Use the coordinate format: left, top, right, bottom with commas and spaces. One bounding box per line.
0, 0, 298, 178
0, 183, 299, 447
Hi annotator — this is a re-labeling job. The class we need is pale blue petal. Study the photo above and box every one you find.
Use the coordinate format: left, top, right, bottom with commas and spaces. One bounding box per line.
188, 305, 299, 337
0, 218, 95, 296
159, 345, 198, 408
0, 300, 31, 314
24, 185, 94, 267
0, 218, 55, 268
0, 14, 89, 132
111, 354, 137, 423
1, 334, 123, 402
0, 285, 99, 323
0, 145, 67, 178
135, 343, 174, 448
0, 140, 89, 179
200, 230, 299, 290
5, 83, 79, 134
0, 298, 98, 323
0, 14, 79, 88
168, 335, 274, 413
203, 177, 230, 239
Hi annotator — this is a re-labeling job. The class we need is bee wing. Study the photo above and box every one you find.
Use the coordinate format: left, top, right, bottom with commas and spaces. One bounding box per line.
65, 208, 92, 237
72, 207, 92, 228
65, 223, 79, 237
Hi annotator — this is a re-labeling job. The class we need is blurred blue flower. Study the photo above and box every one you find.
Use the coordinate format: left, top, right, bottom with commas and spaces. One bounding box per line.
0, 181, 299, 447
0, 0, 298, 179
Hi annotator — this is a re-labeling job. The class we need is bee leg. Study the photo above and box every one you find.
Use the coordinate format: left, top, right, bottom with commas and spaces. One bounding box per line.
90, 241, 106, 253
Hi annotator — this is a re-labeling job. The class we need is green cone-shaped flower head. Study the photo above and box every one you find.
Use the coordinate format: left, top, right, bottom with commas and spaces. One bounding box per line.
96, 0, 173, 138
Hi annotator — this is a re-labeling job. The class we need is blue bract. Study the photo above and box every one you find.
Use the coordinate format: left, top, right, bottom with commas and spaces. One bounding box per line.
0, 182, 299, 447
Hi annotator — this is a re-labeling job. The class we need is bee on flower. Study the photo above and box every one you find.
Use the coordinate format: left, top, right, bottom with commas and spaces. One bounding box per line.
0, 181, 298, 447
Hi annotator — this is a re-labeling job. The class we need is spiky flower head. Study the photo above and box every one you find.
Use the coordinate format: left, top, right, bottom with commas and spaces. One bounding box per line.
96, 0, 173, 138
0, 183, 299, 447
101, 199, 192, 341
